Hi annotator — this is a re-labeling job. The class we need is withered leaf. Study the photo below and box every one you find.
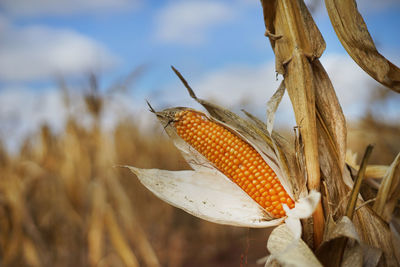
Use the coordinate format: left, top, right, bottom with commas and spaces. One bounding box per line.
266, 81, 286, 134
312, 60, 347, 172
317, 216, 381, 267
373, 152, 400, 222
266, 224, 322, 267
325, 0, 400, 92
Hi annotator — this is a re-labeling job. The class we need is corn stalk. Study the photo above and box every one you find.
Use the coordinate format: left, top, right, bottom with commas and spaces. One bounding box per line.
260, 0, 398, 265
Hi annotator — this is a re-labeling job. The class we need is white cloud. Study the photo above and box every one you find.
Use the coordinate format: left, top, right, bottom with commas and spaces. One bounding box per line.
0, 23, 117, 82
159, 54, 390, 128
155, 1, 235, 45
0, 0, 139, 16
0, 87, 67, 152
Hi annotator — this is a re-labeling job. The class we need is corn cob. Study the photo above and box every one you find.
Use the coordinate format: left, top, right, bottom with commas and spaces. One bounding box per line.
174, 110, 295, 218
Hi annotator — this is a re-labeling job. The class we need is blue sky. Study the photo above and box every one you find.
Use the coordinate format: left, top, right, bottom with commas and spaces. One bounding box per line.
0, 0, 399, 150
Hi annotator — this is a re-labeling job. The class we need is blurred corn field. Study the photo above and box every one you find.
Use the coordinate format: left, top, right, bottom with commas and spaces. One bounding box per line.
0, 72, 281, 267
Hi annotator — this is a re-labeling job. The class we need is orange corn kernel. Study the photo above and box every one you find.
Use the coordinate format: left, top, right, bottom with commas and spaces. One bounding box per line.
174, 110, 295, 218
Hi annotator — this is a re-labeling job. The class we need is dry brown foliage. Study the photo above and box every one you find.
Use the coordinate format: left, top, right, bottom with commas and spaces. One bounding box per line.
261, 0, 400, 266
0, 75, 278, 267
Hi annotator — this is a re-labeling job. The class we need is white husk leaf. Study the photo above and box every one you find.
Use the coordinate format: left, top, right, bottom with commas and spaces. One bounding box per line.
283, 190, 320, 239
265, 224, 322, 267
125, 166, 283, 227
373, 152, 400, 221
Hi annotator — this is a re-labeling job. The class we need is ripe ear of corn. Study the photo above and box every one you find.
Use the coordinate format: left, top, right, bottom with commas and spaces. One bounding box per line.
174, 110, 294, 218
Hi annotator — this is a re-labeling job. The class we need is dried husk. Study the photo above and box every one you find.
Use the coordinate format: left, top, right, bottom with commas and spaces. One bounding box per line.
325, 0, 400, 93
312, 60, 347, 173
373, 152, 400, 222
315, 99, 392, 265
266, 81, 286, 134
317, 216, 382, 267
265, 224, 322, 267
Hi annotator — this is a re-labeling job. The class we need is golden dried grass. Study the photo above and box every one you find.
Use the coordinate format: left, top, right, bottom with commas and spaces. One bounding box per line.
0, 75, 276, 267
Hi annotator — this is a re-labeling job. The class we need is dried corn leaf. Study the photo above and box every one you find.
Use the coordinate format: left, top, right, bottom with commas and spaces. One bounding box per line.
265, 224, 322, 267
314, 94, 397, 266
346, 151, 389, 179
312, 56, 352, 252
354, 206, 398, 266
325, 0, 400, 93
317, 123, 397, 265
312, 60, 347, 172
266, 81, 285, 134
317, 216, 370, 267
286, 49, 320, 192
373, 152, 400, 222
